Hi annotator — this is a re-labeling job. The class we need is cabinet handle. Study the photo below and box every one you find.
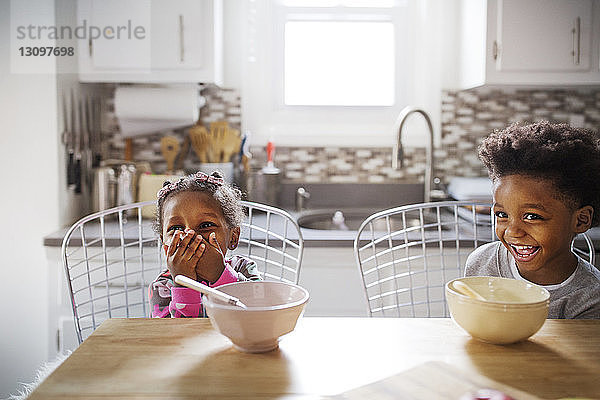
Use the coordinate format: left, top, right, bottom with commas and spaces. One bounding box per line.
492, 40, 498, 61
572, 17, 581, 65
179, 15, 185, 63
88, 37, 93, 57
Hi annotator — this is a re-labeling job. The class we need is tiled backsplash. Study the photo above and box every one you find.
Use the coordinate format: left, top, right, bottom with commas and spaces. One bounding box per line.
105, 84, 241, 172
250, 146, 429, 184
436, 88, 600, 180
252, 88, 600, 184
106, 86, 599, 185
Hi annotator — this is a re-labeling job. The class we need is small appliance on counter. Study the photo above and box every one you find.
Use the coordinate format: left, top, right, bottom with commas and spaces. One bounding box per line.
446, 177, 493, 224
91, 160, 151, 214
446, 177, 493, 202
247, 140, 281, 206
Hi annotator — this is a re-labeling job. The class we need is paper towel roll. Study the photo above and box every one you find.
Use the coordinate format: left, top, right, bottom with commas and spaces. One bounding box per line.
115, 86, 205, 137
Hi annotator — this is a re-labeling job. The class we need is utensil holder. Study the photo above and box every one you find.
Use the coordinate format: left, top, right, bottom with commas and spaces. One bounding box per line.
248, 168, 281, 206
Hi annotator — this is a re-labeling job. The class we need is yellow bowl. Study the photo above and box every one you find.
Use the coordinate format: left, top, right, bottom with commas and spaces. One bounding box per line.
445, 276, 550, 344
203, 281, 309, 353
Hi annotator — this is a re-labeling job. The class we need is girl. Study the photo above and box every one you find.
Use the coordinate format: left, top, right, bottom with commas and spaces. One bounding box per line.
465, 121, 600, 319
149, 171, 261, 318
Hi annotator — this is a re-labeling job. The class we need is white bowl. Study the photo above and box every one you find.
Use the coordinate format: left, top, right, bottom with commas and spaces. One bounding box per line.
445, 276, 550, 345
203, 281, 309, 353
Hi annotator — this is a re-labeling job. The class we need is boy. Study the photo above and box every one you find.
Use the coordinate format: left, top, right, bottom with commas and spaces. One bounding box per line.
465, 121, 600, 318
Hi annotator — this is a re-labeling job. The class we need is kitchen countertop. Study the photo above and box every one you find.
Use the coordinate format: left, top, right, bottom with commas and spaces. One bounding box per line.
41, 181, 600, 251
42, 214, 361, 248
42, 208, 600, 250
45, 182, 423, 248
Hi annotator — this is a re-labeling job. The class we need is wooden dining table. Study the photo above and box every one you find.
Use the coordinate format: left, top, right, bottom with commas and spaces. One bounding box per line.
29, 318, 600, 399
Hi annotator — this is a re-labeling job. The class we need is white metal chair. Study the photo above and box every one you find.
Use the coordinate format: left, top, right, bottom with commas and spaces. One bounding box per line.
62, 200, 304, 344
236, 201, 304, 284
353, 201, 595, 318
62, 201, 162, 344
572, 232, 596, 266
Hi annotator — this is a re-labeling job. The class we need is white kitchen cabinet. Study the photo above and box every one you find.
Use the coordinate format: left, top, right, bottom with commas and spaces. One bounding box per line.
46, 244, 160, 358
458, 0, 600, 88
298, 247, 369, 317
46, 246, 79, 358
77, 0, 223, 84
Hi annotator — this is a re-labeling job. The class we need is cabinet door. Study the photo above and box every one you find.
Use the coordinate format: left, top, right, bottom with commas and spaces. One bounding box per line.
89, 0, 152, 70
497, 0, 592, 72
151, 0, 206, 69
88, 0, 204, 70
77, 0, 222, 83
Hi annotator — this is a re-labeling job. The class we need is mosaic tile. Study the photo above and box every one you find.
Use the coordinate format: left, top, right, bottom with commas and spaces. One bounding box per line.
457, 141, 475, 150
101, 85, 599, 184
284, 162, 303, 170
330, 175, 359, 183
532, 92, 549, 100
368, 175, 386, 183
285, 171, 303, 180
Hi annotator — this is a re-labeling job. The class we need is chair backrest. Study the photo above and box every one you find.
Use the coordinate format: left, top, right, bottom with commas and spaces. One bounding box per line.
354, 201, 496, 318
62, 200, 304, 344
572, 232, 596, 266
62, 201, 163, 344
235, 201, 304, 284
354, 200, 596, 318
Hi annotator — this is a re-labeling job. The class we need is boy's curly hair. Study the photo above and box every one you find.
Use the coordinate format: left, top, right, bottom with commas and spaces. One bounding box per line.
152, 170, 245, 239
478, 121, 600, 226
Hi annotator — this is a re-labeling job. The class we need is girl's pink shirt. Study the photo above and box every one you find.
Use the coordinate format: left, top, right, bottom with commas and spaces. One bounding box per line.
166, 263, 238, 318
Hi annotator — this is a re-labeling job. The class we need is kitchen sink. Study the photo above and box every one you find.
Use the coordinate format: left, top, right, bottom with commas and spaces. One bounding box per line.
297, 208, 446, 231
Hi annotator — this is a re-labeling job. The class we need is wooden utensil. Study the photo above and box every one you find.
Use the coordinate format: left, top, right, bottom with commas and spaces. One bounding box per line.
211, 122, 241, 163
209, 120, 229, 138
220, 128, 242, 163
241, 154, 250, 174
210, 121, 228, 162
176, 134, 190, 171
160, 135, 180, 174
189, 125, 212, 163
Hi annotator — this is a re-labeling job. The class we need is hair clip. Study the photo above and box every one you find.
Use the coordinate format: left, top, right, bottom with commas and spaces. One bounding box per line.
156, 181, 178, 199
156, 172, 225, 200
193, 171, 224, 186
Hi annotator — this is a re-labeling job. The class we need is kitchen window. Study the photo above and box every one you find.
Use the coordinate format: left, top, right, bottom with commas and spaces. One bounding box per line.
284, 20, 395, 106
242, 0, 412, 146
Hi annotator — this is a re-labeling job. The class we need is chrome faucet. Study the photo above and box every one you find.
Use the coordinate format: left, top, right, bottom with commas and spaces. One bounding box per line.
295, 187, 310, 211
392, 106, 435, 203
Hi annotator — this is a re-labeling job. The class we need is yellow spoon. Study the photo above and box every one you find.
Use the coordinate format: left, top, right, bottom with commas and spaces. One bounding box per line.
453, 281, 487, 301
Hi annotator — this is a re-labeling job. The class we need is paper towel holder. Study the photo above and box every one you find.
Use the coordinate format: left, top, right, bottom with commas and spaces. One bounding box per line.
115, 84, 206, 138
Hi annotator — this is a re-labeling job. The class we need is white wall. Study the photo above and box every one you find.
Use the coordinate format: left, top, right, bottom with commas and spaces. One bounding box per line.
0, 0, 61, 397
223, 0, 243, 90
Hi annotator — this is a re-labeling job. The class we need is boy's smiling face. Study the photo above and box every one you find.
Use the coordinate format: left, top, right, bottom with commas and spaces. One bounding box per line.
493, 174, 592, 284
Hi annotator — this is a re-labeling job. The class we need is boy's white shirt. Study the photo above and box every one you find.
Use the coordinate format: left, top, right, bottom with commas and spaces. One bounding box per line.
508, 257, 577, 290
465, 241, 600, 319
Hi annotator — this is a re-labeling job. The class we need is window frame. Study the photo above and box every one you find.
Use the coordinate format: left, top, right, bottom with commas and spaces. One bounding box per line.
241, 0, 414, 147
